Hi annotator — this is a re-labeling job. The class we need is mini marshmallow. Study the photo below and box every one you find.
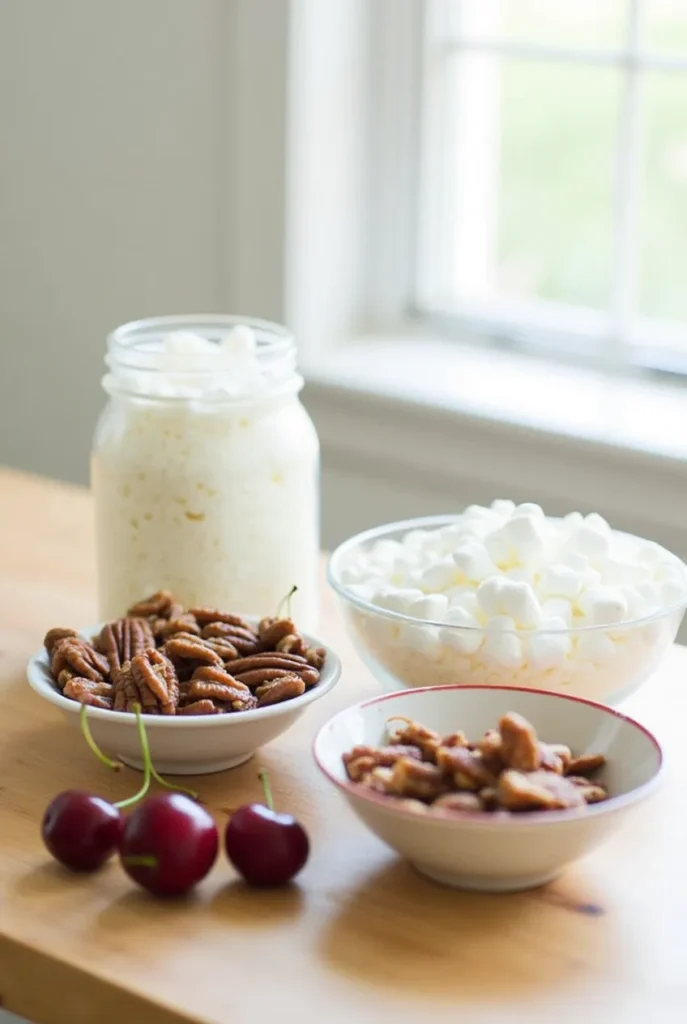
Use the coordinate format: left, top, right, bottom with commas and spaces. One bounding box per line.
485, 515, 547, 569
498, 581, 542, 628
373, 586, 423, 613
408, 593, 450, 621
477, 578, 507, 618
504, 566, 535, 585
597, 558, 645, 586
575, 631, 616, 664
561, 552, 589, 574
221, 324, 257, 356
568, 523, 610, 563
452, 540, 498, 583
482, 617, 524, 668
511, 502, 545, 519
403, 529, 432, 551
527, 632, 571, 671
490, 498, 516, 518
579, 586, 628, 625
636, 542, 664, 566
419, 558, 459, 593
402, 623, 441, 658
369, 538, 403, 565
541, 563, 582, 600
440, 606, 483, 654
445, 589, 483, 622
560, 511, 584, 536
584, 512, 611, 535
541, 597, 573, 625
660, 578, 685, 606
164, 330, 217, 355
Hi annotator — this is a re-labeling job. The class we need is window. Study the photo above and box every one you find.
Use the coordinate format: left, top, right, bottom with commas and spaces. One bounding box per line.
415, 0, 687, 372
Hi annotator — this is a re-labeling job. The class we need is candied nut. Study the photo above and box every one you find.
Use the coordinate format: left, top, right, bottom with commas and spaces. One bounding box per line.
236, 665, 319, 689
432, 792, 483, 813
499, 712, 541, 771
436, 746, 496, 791
275, 633, 308, 656
51, 637, 110, 683
256, 674, 306, 707
190, 608, 252, 629
389, 722, 442, 761
569, 780, 608, 804
257, 616, 296, 649
131, 649, 179, 715
97, 617, 155, 673
188, 666, 255, 710
127, 590, 183, 621
202, 636, 240, 662
343, 744, 423, 781
547, 743, 572, 771
479, 786, 499, 810
477, 729, 503, 773
304, 646, 326, 670
441, 731, 468, 749
538, 743, 565, 775
63, 678, 114, 710
157, 614, 201, 640
179, 699, 221, 716
200, 622, 260, 655
396, 798, 430, 814
164, 634, 224, 676
361, 767, 395, 793
566, 753, 606, 776
498, 770, 585, 811
387, 758, 447, 801
43, 627, 78, 655
56, 669, 75, 691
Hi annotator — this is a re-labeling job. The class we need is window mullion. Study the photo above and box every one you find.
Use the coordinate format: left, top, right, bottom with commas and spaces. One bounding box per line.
609, 0, 644, 363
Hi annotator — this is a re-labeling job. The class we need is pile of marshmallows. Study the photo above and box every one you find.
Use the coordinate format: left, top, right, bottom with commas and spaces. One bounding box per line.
341, 501, 686, 673
113, 327, 267, 400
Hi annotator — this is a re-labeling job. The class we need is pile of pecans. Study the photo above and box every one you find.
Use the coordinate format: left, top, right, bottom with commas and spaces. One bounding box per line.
43, 590, 326, 715
343, 712, 608, 814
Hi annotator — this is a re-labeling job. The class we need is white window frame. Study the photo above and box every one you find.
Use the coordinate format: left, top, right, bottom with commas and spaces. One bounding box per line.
411, 0, 687, 375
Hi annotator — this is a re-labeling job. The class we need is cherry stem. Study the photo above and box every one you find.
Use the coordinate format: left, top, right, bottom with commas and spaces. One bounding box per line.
115, 705, 151, 810
276, 585, 298, 619
258, 769, 275, 812
79, 705, 123, 772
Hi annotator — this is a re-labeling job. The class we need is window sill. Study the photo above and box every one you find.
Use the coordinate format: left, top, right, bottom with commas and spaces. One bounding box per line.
302, 335, 687, 546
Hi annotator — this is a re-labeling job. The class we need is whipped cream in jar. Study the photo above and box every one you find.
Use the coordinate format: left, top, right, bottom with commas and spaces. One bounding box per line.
91, 315, 320, 628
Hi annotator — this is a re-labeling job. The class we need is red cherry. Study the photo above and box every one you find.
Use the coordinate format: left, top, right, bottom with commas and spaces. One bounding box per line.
41, 790, 123, 872
119, 793, 218, 897
225, 771, 309, 886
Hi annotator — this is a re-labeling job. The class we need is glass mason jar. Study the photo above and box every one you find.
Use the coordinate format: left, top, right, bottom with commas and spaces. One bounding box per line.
91, 315, 320, 629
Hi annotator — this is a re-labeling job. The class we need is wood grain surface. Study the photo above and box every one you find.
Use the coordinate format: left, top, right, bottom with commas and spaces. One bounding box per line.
0, 466, 686, 1024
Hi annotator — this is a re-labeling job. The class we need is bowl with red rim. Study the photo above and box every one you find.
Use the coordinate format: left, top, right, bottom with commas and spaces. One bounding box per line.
313, 684, 662, 892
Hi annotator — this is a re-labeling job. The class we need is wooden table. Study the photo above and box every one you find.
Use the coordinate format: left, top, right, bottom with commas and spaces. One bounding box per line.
1, 467, 686, 1024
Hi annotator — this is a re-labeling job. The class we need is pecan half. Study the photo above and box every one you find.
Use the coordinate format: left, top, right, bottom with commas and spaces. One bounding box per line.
163, 634, 223, 679
156, 614, 201, 640
44, 627, 79, 655
343, 744, 423, 781
498, 770, 586, 811
179, 699, 222, 716
275, 633, 308, 657
389, 722, 442, 761
432, 792, 483, 813
477, 729, 504, 773
190, 608, 253, 629
257, 616, 296, 648
386, 757, 447, 801
499, 712, 541, 771
130, 649, 179, 715
127, 590, 183, 621
567, 777, 608, 803
436, 746, 497, 791
51, 637, 110, 683
63, 678, 114, 710
200, 622, 260, 655
255, 674, 305, 707
188, 665, 255, 710
97, 617, 155, 673
566, 753, 606, 776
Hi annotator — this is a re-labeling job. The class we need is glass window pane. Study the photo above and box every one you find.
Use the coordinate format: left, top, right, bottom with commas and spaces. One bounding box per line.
445, 0, 627, 49
637, 72, 687, 321
444, 54, 621, 311
646, 0, 687, 56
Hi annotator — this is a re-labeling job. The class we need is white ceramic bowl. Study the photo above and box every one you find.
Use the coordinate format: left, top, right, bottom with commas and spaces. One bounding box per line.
328, 515, 687, 704
28, 623, 342, 775
314, 684, 662, 892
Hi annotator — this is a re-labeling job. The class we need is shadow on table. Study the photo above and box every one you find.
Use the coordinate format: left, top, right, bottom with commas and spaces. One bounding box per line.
319, 859, 620, 1001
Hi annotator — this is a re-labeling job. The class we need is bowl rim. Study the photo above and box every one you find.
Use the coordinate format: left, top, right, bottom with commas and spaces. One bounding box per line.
327, 513, 687, 635
28, 622, 342, 728
313, 683, 664, 825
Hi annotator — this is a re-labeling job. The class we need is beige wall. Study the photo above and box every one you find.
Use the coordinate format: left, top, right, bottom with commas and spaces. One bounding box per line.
0, 0, 226, 484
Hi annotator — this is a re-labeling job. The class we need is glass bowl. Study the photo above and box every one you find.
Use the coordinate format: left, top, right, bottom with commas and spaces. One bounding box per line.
327, 515, 687, 705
